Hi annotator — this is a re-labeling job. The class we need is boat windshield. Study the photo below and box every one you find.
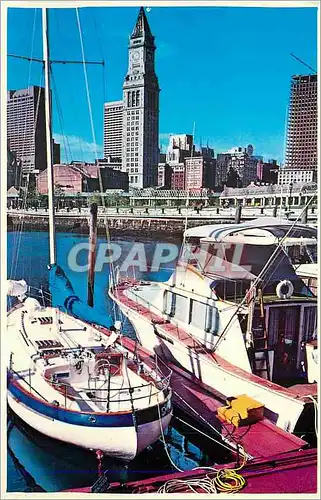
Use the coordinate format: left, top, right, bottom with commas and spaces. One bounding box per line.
285, 244, 317, 265
180, 238, 308, 299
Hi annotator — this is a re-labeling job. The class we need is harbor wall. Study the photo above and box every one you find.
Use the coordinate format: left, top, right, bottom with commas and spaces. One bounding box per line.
7, 213, 223, 238
7, 209, 316, 239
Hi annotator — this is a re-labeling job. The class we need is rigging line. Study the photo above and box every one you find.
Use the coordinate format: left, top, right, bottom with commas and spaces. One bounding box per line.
215, 193, 318, 351
93, 14, 107, 103
156, 393, 184, 473
257, 195, 317, 288
49, 66, 73, 163
8, 54, 44, 63
10, 8, 38, 279
263, 211, 316, 289
290, 53, 316, 74
8, 54, 104, 65
212, 193, 318, 353
172, 389, 230, 440
75, 7, 119, 324
54, 10, 84, 164
75, 8, 98, 161
11, 70, 44, 282
172, 415, 241, 456
11, 8, 38, 277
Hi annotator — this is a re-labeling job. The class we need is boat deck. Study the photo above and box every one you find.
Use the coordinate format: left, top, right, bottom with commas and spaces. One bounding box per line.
98, 328, 308, 461
114, 281, 318, 403
8, 306, 165, 414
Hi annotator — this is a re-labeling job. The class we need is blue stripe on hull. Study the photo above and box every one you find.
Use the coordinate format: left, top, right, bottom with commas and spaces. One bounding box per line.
8, 380, 134, 428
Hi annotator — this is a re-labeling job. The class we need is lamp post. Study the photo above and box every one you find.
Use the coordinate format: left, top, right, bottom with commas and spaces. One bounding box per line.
288, 182, 293, 211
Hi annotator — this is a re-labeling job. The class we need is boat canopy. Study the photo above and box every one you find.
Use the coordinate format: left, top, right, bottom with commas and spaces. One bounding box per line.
48, 264, 114, 329
184, 217, 317, 241
201, 236, 317, 247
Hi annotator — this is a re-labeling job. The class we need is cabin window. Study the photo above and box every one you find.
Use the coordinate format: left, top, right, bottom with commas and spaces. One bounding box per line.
165, 291, 174, 316
302, 306, 317, 342
55, 372, 70, 379
174, 294, 188, 322
165, 292, 187, 322
268, 306, 300, 348
190, 300, 207, 330
189, 300, 218, 334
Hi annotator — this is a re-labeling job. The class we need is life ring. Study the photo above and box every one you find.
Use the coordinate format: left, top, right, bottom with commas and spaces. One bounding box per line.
276, 280, 294, 299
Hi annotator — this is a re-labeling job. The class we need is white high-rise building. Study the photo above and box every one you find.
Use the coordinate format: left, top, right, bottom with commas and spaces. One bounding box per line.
122, 7, 160, 188
103, 100, 124, 159
166, 134, 193, 164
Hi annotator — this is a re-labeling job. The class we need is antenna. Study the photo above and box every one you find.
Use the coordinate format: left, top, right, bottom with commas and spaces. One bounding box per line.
290, 53, 316, 73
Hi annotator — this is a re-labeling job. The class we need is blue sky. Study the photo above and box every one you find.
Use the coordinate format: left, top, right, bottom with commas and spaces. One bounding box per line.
7, 5, 317, 164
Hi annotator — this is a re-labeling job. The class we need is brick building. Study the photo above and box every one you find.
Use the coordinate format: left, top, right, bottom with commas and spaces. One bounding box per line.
37, 163, 128, 195
171, 164, 186, 190
185, 150, 216, 191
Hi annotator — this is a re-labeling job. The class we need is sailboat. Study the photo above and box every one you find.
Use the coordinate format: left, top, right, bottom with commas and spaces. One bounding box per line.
110, 217, 318, 438
6, 8, 172, 462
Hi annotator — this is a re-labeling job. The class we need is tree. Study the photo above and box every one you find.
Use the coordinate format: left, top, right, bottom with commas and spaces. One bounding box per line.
226, 167, 242, 188
88, 193, 102, 207
54, 184, 65, 209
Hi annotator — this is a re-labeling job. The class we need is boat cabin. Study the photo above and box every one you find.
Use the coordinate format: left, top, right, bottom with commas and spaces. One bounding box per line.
169, 219, 318, 384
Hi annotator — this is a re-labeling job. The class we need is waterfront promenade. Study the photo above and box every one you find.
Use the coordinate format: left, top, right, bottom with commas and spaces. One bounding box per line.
7, 205, 316, 237
7, 204, 316, 219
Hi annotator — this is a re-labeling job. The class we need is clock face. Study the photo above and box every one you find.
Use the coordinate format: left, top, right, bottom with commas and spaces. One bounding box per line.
132, 51, 140, 61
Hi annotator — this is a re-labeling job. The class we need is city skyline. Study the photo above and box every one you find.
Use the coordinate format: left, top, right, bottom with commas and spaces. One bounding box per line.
7, 5, 318, 164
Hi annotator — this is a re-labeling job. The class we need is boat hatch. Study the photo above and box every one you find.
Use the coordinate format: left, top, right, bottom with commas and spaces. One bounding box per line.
35, 339, 63, 349
38, 317, 53, 325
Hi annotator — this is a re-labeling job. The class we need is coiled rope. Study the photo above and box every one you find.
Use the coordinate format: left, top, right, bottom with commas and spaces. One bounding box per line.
156, 390, 247, 493
158, 454, 247, 494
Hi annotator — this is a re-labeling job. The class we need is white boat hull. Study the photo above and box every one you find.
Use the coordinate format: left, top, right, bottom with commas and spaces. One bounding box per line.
7, 304, 172, 462
8, 393, 171, 461
116, 301, 306, 434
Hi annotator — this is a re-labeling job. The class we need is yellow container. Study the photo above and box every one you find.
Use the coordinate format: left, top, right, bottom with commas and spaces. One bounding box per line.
217, 394, 264, 427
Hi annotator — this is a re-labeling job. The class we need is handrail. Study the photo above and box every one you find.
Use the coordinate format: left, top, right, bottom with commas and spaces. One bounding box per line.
44, 372, 171, 394
27, 286, 52, 306
8, 367, 170, 409
46, 376, 171, 407
8, 368, 49, 402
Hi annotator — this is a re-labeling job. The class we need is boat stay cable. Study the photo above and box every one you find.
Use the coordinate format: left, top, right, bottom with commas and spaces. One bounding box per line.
10, 8, 39, 281
75, 7, 122, 326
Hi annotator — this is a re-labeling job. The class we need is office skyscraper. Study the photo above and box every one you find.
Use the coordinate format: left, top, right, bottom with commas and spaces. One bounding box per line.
284, 74, 317, 172
103, 100, 124, 159
7, 86, 46, 175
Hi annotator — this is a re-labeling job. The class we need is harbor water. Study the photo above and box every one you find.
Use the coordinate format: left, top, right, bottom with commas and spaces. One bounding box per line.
7, 231, 232, 493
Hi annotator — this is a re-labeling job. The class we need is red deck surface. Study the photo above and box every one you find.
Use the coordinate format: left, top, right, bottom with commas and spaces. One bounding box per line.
65, 448, 317, 494
63, 329, 316, 496
98, 328, 308, 461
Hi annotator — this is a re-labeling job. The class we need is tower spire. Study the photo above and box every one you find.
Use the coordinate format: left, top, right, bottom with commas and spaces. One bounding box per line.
131, 7, 154, 43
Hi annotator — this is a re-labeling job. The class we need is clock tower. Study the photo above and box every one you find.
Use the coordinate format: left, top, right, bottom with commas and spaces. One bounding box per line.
122, 7, 159, 188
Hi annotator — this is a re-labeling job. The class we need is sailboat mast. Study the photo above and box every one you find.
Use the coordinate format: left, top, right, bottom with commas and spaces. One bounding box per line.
42, 8, 56, 264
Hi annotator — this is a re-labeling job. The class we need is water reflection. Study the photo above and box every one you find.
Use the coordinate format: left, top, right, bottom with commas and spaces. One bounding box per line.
7, 408, 229, 493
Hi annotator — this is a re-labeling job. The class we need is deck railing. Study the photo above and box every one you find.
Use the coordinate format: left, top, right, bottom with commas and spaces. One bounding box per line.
9, 360, 171, 413
42, 369, 172, 411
